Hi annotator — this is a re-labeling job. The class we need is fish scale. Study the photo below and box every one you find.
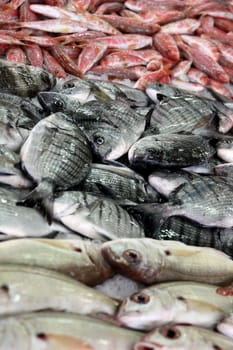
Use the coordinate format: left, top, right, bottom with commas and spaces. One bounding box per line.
151, 95, 215, 133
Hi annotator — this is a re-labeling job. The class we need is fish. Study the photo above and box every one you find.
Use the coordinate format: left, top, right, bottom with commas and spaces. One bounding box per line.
0, 59, 55, 97
80, 163, 159, 203
20, 112, 92, 216
0, 264, 118, 316
0, 187, 71, 237
0, 312, 143, 350
128, 134, 214, 169
52, 191, 145, 240
217, 140, 233, 162
59, 100, 146, 161
218, 312, 233, 339
152, 216, 233, 259
117, 281, 233, 330
215, 162, 233, 177
101, 238, 233, 284
0, 146, 31, 188
0, 239, 114, 285
135, 324, 233, 350
148, 170, 190, 199
149, 94, 216, 134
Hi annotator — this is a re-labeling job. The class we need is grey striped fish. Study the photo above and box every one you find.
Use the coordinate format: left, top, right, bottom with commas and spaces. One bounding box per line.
52, 191, 144, 241
150, 216, 233, 258
20, 112, 92, 215
0, 59, 55, 97
80, 163, 159, 203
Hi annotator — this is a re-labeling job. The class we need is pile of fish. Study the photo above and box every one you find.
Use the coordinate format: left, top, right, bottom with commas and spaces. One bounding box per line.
0, 55, 233, 348
2, 0, 233, 96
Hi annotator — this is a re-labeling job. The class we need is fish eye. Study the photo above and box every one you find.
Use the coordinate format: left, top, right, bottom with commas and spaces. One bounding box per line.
122, 249, 141, 264
40, 72, 51, 85
130, 292, 150, 304
53, 100, 64, 108
159, 326, 181, 340
64, 82, 75, 88
94, 135, 105, 145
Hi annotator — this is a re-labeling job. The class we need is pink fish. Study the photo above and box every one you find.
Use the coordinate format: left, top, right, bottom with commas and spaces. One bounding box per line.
95, 2, 124, 14
77, 42, 108, 74
6, 46, 27, 63
81, 34, 152, 50
100, 51, 147, 68
187, 68, 209, 86
43, 48, 67, 78
99, 14, 160, 34
134, 64, 170, 90
153, 32, 180, 61
24, 44, 43, 67
50, 45, 83, 77
208, 79, 232, 100
170, 60, 192, 81
19, 19, 88, 33
161, 18, 200, 34
89, 65, 147, 80
180, 34, 220, 62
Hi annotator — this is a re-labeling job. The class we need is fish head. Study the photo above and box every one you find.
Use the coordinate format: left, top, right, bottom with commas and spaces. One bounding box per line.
38, 69, 56, 91
134, 325, 195, 350
38, 92, 70, 113
87, 128, 128, 161
146, 82, 176, 103
101, 239, 164, 283
128, 137, 166, 170
117, 288, 173, 330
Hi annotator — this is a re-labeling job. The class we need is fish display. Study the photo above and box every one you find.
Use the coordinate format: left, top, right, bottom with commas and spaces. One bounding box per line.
135, 324, 233, 350
1, 0, 233, 345
117, 281, 233, 330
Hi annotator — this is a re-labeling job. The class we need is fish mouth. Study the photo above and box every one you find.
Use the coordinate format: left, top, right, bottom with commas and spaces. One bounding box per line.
134, 341, 160, 350
37, 92, 52, 112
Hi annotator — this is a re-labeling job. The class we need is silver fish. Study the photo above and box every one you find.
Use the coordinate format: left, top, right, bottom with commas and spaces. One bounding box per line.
217, 140, 233, 163
153, 216, 233, 258
0, 59, 55, 97
135, 176, 233, 228
20, 112, 92, 213
0, 264, 118, 316
101, 238, 233, 284
0, 239, 114, 285
128, 134, 214, 169
52, 191, 144, 241
0, 146, 31, 188
135, 324, 233, 350
117, 281, 233, 330
0, 312, 143, 350
218, 312, 233, 339
81, 163, 159, 203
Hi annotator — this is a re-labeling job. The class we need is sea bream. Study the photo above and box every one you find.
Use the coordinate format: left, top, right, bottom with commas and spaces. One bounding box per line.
0, 239, 114, 285
128, 134, 214, 169
80, 163, 159, 203
0, 59, 55, 97
0, 264, 118, 316
0, 312, 143, 350
101, 238, 233, 285
20, 112, 92, 215
132, 175, 233, 228
135, 324, 233, 350
52, 191, 144, 241
117, 281, 233, 330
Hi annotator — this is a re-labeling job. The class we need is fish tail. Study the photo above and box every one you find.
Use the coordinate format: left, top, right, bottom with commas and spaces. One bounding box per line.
17, 179, 54, 224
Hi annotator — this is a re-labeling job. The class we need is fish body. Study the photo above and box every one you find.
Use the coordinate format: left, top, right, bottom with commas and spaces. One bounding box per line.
63, 100, 146, 160
0, 312, 143, 350
101, 238, 233, 284
53, 191, 144, 241
218, 312, 233, 339
128, 134, 214, 169
20, 112, 92, 205
0, 264, 118, 316
217, 140, 233, 162
135, 324, 233, 350
81, 163, 159, 203
153, 216, 233, 258
0, 59, 55, 97
0, 239, 113, 285
117, 281, 233, 330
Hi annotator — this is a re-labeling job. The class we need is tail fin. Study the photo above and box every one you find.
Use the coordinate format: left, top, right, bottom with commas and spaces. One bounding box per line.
17, 179, 54, 224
